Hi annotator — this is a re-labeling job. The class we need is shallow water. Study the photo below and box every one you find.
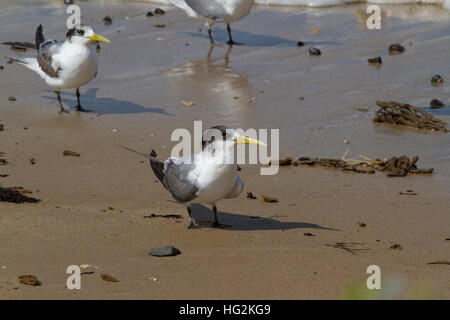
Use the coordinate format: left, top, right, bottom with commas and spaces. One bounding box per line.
0, 0, 449, 186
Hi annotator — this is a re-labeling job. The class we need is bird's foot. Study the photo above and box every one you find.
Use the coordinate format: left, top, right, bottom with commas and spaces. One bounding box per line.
75, 105, 89, 113
187, 222, 201, 230
210, 42, 223, 48
211, 221, 230, 229
227, 40, 242, 46
59, 108, 70, 114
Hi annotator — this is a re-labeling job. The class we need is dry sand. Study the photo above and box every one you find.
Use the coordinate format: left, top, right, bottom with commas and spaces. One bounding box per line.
0, 0, 449, 299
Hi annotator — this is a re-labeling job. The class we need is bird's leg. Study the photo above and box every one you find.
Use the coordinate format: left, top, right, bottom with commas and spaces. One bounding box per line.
226, 23, 241, 46
55, 90, 68, 113
208, 28, 215, 45
186, 205, 200, 229
207, 28, 222, 47
75, 88, 87, 112
211, 204, 228, 228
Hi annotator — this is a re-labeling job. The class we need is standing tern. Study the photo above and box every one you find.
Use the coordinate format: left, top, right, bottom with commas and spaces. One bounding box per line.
149, 126, 265, 229
173, 0, 255, 45
7, 25, 110, 112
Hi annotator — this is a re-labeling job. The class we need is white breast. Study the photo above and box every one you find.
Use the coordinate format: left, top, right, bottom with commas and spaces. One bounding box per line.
46, 43, 98, 89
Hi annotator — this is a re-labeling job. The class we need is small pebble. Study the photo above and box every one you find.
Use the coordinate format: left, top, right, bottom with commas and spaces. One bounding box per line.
246, 192, 257, 199
103, 16, 112, 25
100, 274, 119, 282
0, 66, 4, 70
430, 99, 445, 109
146, 11, 154, 17
63, 150, 80, 157
18, 275, 41, 286
297, 41, 304, 47
309, 47, 321, 56
358, 222, 366, 227
368, 57, 382, 64
64, 0, 74, 4
154, 8, 165, 15
431, 75, 443, 86
262, 195, 278, 203
389, 43, 405, 54
148, 246, 181, 257
8, 97, 16, 102
390, 244, 402, 250
304, 232, 315, 236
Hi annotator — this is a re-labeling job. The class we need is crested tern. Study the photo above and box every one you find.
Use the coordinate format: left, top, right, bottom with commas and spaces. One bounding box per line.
7, 25, 110, 112
174, 0, 255, 45
150, 126, 265, 229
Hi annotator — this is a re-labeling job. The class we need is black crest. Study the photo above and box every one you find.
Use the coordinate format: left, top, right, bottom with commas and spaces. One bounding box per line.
202, 125, 232, 150
66, 27, 85, 40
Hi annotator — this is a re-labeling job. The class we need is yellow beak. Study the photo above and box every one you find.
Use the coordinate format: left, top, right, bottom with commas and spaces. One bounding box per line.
87, 33, 111, 43
234, 136, 266, 146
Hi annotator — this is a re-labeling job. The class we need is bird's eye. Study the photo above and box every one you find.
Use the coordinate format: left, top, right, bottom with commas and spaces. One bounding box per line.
78, 29, 85, 36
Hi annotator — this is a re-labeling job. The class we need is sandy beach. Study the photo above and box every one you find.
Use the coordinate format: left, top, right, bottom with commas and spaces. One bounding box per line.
0, 0, 449, 299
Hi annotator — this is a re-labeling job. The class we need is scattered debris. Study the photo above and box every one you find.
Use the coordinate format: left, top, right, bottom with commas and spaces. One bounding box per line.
154, 8, 166, 15
103, 16, 112, 25
430, 99, 445, 109
8, 97, 16, 102
309, 47, 321, 56
246, 192, 257, 200
29, 158, 36, 165
390, 244, 402, 250
0, 152, 6, 165
399, 190, 417, 195
18, 275, 41, 286
358, 222, 366, 228
374, 101, 448, 132
148, 246, 181, 257
180, 100, 195, 107
101, 274, 119, 282
0, 187, 40, 203
0, 124, 4, 131
64, 0, 74, 4
431, 75, 443, 86
325, 242, 370, 255
427, 261, 450, 265
154, 24, 166, 28
2, 41, 36, 50
296, 148, 432, 177
143, 214, 182, 219
304, 232, 315, 236
297, 41, 304, 47
262, 195, 278, 203
368, 57, 382, 64
269, 157, 293, 166
389, 43, 405, 54
312, 29, 320, 34
63, 150, 80, 157
385, 156, 433, 176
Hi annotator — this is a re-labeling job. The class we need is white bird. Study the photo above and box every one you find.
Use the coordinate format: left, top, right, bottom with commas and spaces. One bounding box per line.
149, 126, 265, 229
7, 25, 110, 112
173, 0, 255, 45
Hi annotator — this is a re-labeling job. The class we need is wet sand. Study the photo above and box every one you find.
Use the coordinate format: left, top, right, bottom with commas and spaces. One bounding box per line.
0, 0, 449, 299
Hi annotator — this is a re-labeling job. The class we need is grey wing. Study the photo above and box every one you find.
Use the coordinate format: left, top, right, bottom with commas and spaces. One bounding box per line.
36, 40, 61, 78
163, 159, 199, 203
185, 0, 229, 20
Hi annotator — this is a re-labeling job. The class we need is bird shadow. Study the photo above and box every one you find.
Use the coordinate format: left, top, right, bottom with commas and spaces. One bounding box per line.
190, 204, 340, 232
423, 106, 450, 117
185, 29, 297, 47
42, 88, 173, 115
185, 29, 343, 47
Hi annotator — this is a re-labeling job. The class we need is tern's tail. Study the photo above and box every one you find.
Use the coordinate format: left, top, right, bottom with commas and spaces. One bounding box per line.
149, 150, 166, 185
6, 56, 42, 74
